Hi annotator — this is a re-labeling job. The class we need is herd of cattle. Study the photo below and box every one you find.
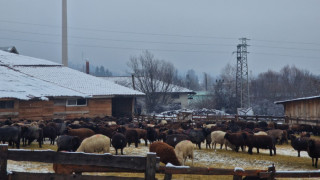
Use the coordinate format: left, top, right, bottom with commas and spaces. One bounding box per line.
1, 117, 320, 168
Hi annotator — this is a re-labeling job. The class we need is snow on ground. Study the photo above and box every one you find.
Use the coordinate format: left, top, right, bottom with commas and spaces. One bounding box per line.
157, 108, 228, 117
7, 140, 313, 173
8, 160, 53, 173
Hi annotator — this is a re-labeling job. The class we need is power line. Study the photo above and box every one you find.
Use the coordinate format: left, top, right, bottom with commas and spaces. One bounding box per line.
0, 29, 235, 47
1, 28, 320, 53
252, 45, 320, 52
251, 38, 320, 47
1, 36, 319, 59
2, 19, 320, 46
0, 37, 230, 54
0, 19, 237, 40
252, 52, 320, 60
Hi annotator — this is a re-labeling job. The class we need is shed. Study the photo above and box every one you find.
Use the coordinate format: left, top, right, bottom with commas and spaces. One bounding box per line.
0, 50, 144, 120
275, 96, 320, 124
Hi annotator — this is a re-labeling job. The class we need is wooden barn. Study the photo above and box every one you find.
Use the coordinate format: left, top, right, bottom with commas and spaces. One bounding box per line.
275, 96, 320, 124
0, 50, 144, 121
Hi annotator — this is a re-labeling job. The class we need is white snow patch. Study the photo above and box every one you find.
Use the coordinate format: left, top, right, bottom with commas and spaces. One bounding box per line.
234, 167, 245, 172
166, 163, 189, 168
7, 160, 53, 173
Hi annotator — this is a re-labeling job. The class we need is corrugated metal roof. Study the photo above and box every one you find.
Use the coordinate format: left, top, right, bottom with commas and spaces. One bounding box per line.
0, 66, 86, 100
101, 76, 195, 94
274, 96, 320, 104
0, 50, 144, 99
0, 50, 60, 66
16, 67, 145, 96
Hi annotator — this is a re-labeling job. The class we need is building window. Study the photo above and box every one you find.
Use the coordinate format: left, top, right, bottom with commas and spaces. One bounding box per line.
54, 99, 66, 106
66, 99, 87, 106
171, 94, 180, 99
0, 101, 14, 109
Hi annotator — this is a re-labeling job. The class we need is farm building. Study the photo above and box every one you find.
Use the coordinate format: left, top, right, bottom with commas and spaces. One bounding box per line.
275, 96, 320, 124
0, 50, 144, 120
100, 76, 196, 114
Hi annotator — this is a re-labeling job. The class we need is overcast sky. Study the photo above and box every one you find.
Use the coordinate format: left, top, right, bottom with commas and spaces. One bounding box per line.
1, 0, 320, 77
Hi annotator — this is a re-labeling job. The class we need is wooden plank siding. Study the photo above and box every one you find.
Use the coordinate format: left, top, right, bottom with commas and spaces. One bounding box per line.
0, 99, 19, 119
19, 100, 54, 120
0, 98, 114, 121
88, 98, 112, 117
283, 98, 320, 124
112, 97, 134, 117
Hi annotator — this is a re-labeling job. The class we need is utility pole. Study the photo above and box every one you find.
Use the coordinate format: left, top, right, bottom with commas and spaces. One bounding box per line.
204, 73, 208, 91
62, 0, 68, 66
236, 38, 250, 110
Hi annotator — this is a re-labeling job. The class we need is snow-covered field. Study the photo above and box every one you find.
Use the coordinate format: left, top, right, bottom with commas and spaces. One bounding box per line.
7, 141, 316, 174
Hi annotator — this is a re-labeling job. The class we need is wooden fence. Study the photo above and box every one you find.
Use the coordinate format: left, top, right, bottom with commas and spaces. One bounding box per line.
134, 114, 286, 123
134, 114, 320, 126
159, 165, 320, 180
2, 144, 320, 180
0, 144, 159, 180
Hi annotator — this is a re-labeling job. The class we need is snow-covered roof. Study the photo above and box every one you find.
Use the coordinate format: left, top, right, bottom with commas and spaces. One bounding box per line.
0, 66, 86, 100
0, 50, 144, 100
0, 46, 19, 54
0, 50, 60, 66
101, 76, 195, 94
16, 67, 144, 96
275, 95, 320, 104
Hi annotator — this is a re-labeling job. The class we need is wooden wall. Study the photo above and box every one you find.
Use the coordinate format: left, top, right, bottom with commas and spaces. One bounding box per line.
0, 98, 113, 121
88, 98, 112, 118
284, 98, 320, 121
0, 99, 19, 120
19, 100, 54, 120
112, 97, 134, 117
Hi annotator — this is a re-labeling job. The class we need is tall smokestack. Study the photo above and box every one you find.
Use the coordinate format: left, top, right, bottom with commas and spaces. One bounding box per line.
131, 74, 135, 90
86, 61, 90, 74
62, 0, 68, 66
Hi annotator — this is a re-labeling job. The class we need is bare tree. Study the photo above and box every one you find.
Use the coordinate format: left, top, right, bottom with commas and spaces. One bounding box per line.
127, 50, 179, 113
250, 65, 320, 115
189, 64, 237, 113
213, 63, 238, 114
185, 69, 201, 91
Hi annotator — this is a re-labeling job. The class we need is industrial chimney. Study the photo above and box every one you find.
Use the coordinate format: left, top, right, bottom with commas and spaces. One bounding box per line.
62, 0, 68, 66
86, 61, 90, 74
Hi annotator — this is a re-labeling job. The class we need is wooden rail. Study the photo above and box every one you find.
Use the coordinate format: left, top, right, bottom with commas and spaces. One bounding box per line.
2, 145, 320, 179
0, 145, 159, 180
134, 114, 287, 123
158, 165, 320, 180
134, 114, 320, 126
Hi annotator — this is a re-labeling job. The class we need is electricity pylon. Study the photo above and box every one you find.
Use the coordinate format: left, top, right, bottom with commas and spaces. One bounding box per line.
236, 38, 250, 109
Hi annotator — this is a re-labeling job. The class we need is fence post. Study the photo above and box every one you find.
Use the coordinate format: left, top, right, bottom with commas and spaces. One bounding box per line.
285, 116, 289, 124
233, 168, 243, 180
0, 145, 8, 180
145, 153, 157, 180
267, 164, 276, 180
164, 173, 172, 180
233, 175, 242, 180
